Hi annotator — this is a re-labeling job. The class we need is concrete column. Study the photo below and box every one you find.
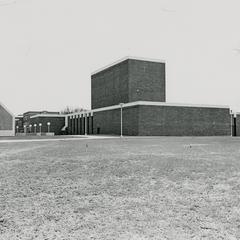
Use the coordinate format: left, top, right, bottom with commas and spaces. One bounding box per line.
77, 115, 81, 135
91, 112, 93, 134
72, 116, 75, 135
88, 114, 92, 135
75, 115, 78, 135
80, 115, 83, 135
85, 113, 87, 135
68, 116, 72, 135
82, 114, 85, 135
87, 116, 90, 134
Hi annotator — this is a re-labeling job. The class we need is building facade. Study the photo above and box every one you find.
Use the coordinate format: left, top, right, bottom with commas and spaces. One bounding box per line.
66, 112, 93, 135
91, 102, 231, 136
89, 57, 231, 136
28, 114, 66, 135
91, 58, 166, 109
15, 115, 24, 133
16, 111, 65, 135
15, 57, 234, 137
0, 102, 15, 136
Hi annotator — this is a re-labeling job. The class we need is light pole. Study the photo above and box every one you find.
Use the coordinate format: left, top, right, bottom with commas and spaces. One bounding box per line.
47, 122, 51, 133
119, 103, 124, 138
29, 124, 32, 133
34, 124, 37, 133
39, 123, 42, 135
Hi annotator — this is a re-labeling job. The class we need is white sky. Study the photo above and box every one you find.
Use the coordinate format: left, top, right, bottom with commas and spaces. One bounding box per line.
1, 0, 240, 115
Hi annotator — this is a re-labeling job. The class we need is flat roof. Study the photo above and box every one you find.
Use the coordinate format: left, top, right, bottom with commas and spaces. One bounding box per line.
91, 56, 166, 76
92, 101, 230, 113
30, 114, 66, 119
24, 111, 60, 115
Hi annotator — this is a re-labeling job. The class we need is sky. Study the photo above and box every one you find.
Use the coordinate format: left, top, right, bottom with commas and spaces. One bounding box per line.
0, 0, 240, 115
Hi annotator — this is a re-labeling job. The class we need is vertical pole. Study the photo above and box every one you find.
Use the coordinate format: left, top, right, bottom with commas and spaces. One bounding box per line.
85, 112, 87, 136
47, 123, 50, 133
91, 114, 94, 134
120, 106, 123, 138
119, 103, 124, 138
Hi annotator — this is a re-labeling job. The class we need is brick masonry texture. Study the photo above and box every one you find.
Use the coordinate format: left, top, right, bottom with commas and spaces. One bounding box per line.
93, 106, 139, 136
128, 59, 165, 103
138, 105, 231, 136
29, 117, 65, 135
91, 60, 129, 109
0, 104, 13, 130
92, 105, 231, 136
91, 59, 165, 109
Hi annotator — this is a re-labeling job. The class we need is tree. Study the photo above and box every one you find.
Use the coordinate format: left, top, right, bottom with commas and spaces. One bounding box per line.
60, 106, 86, 114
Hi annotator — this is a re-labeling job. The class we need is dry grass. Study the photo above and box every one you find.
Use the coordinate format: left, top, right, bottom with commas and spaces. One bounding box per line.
0, 137, 240, 239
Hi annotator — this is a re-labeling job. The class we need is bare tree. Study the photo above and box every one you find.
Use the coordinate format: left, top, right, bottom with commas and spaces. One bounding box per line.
60, 106, 86, 114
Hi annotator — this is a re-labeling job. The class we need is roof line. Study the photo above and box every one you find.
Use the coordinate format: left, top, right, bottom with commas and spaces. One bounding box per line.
0, 101, 15, 117
91, 56, 166, 75
92, 101, 230, 113
30, 114, 66, 119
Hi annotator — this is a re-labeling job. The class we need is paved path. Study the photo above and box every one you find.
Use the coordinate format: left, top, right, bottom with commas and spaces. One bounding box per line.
0, 135, 119, 143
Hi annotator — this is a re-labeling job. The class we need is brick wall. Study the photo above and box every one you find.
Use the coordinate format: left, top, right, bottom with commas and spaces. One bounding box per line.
93, 106, 139, 136
92, 104, 231, 136
91, 58, 166, 110
138, 105, 231, 136
91, 60, 129, 109
0, 104, 13, 130
29, 117, 65, 135
128, 59, 165, 102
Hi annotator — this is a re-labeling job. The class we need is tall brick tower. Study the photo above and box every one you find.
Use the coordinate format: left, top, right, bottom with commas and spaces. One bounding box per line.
91, 57, 166, 109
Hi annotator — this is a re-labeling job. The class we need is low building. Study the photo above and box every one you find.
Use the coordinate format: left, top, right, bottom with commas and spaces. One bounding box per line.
0, 102, 15, 136
23, 111, 59, 128
15, 111, 66, 135
92, 102, 231, 136
28, 113, 66, 135
15, 115, 24, 133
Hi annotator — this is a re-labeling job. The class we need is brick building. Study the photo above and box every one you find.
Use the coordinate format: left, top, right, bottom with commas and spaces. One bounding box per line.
91, 102, 231, 136
28, 114, 66, 135
22, 111, 59, 127
16, 111, 66, 135
17, 56, 231, 137
15, 115, 24, 133
87, 57, 231, 136
0, 101, 15, 136
91, 58, 165, 109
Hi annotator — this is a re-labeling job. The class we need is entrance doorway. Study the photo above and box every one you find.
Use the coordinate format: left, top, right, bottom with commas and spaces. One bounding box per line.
232, 116, 237, 137
97, 127, 100, 134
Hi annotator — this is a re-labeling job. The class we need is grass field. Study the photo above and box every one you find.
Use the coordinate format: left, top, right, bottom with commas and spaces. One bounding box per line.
0, 137, 240, 240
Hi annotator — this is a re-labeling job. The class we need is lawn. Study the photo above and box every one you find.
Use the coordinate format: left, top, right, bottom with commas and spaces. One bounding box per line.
0, 137, 240, 240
